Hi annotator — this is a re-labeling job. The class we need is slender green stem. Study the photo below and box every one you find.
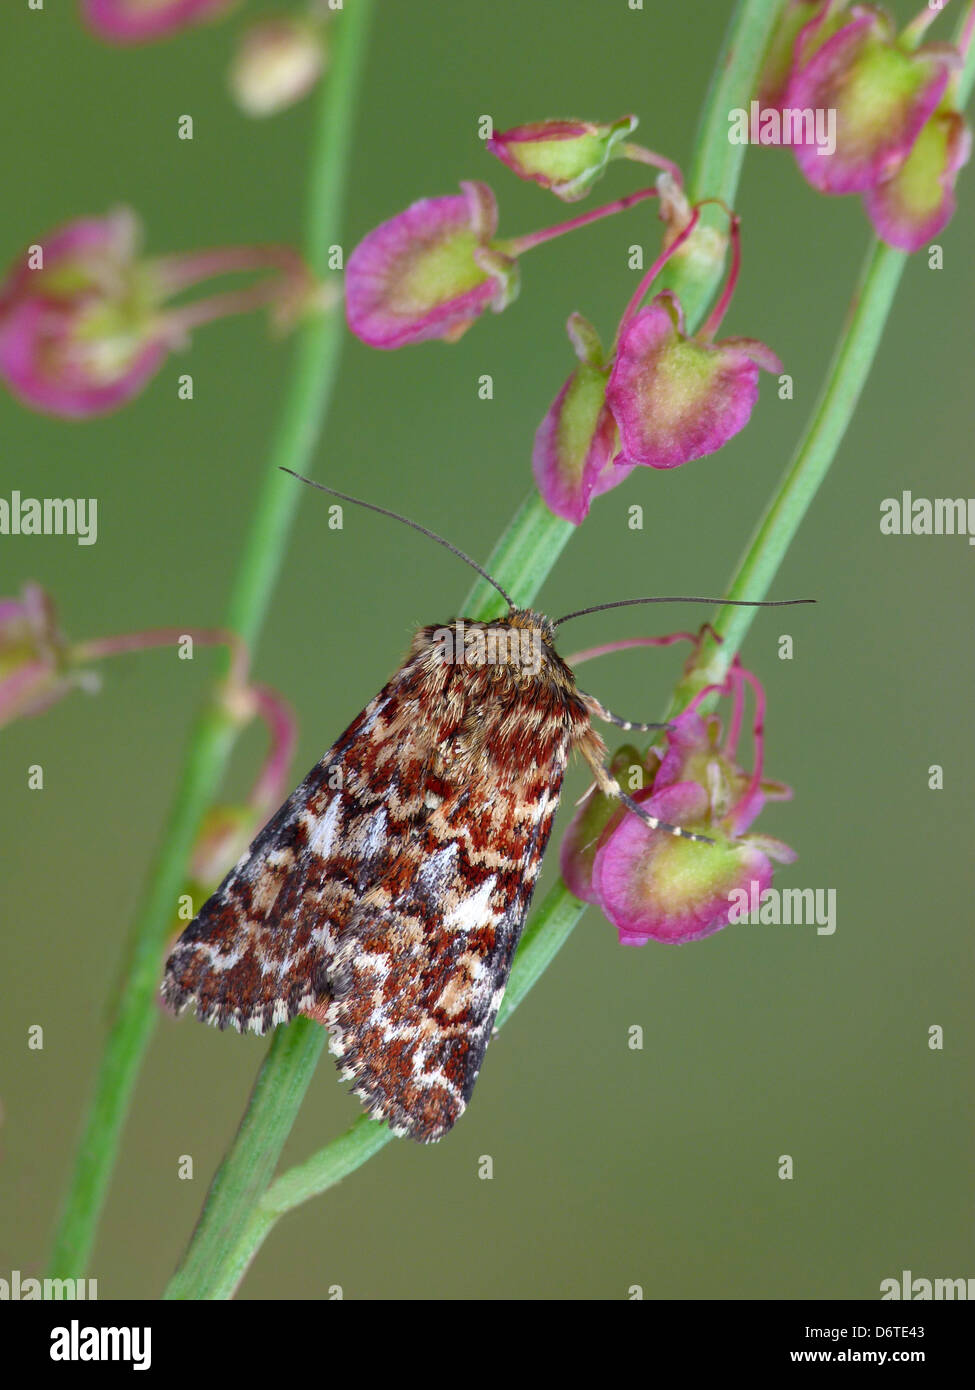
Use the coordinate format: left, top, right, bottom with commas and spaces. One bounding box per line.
667, 242, 907, 714
660, 0, 786, 325
46, 0, 375, 1281
163, 0, 786, 1300
668, 0, 975, 712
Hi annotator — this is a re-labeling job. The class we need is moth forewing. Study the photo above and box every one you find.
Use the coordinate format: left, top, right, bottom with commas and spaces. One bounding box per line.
162, 610, 598, 1141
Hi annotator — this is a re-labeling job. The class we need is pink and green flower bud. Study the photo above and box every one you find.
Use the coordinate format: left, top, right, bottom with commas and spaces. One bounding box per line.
606, 292, 781, 469
0, 209, 170, 419
81, 0, 235, 45
487, 115, 637, 202
532, 312, 633, 523
657, 175, 728, 285
0, 584, 84, 729
864, 106, 971, 251
345, 182, 519, 348
787, 6, 958, 193
229, 16, 327, 118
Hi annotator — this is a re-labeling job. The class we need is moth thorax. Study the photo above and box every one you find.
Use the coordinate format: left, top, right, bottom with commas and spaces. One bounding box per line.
430, 615, 547, 678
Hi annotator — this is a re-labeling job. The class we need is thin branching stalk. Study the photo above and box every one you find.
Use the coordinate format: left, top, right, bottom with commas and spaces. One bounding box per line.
47, 0, 376, 1281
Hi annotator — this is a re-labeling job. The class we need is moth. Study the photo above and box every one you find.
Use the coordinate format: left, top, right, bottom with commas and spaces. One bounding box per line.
162, 471, 806, 1142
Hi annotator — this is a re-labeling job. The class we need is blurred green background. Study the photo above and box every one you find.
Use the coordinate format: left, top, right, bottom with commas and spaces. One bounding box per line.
2, 0, 972, 1300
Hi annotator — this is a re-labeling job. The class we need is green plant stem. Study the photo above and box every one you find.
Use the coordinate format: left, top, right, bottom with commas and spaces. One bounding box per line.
163, 0, 786, 1301
668, 242, 906, 714
46, 0, 375, 1282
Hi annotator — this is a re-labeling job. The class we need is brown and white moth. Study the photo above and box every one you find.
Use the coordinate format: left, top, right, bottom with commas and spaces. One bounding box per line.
162, 472, 806, 1142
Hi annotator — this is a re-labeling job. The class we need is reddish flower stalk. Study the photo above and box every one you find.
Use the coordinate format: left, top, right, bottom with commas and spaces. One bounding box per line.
495, 185, 659, 257
565, 630, 701, 668
70, 625, 249, 690
616, 141, 684, 187
614, 204, 702, 342
247, 683, 299, 818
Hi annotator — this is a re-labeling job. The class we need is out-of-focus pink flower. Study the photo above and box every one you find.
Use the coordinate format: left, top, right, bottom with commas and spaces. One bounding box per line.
345, 182, 518, 348
786, 6, 958, 194
758, 0, 835, 111
864, 107, 971, 251
0, 584, 80, 728
0, 209, 315, 418
81, 0, 235, 45
0, 210, 170, 418
487, 116, 637, 202
561, 663, 794, 945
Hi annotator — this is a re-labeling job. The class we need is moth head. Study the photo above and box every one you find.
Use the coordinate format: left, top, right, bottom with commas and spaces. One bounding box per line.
425, 610, 557, 682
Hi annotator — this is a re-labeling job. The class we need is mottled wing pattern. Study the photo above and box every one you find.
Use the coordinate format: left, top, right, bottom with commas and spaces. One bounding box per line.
161, 682, 405, 1034
162, 632, 585, 1141
311, 679, 570, 1142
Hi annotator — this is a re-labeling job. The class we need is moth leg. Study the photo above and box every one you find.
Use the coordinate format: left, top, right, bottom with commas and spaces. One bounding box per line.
577, 737, 715, 846
580, 691, 671, 734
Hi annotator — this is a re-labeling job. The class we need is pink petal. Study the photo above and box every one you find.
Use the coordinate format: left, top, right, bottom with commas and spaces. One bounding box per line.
788, 15, 954, 193
345, 185, 504, 349
82, 0, 233, 44
864, 111, 972, 252
607, 302, 762, 469
0, 297, 167, 418
592, 782, 774, 944
532, 365, 619, 523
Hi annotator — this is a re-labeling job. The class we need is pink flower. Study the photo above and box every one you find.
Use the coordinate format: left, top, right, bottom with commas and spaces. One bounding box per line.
533, 207, 780, 519
757, 0, 834, 111
81, 0, 234, 45
0, 209, 314, 419
531, 313, 633, 524
606, 293, 781, 470
864, 107, 971, 251
561, 664, 795, 945
345, 182, 518, 348
487, 116, 637, 202
0, 210, 169, 419
786, 7, 957, 194
0, 584, 80, 729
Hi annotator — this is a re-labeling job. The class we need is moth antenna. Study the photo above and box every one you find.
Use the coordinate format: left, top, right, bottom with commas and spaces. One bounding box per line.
582, 690, 671, 734
553, 595, 815, 627
617, 790, 716, 846
280, 468, 515, 611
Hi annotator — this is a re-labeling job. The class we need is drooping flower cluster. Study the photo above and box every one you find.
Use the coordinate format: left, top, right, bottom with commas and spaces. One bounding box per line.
344, 117, 781, 523
533, 202, 782, 522
561, 643, 794, 945
0, 209, 317, 418
761, 0, 972, 251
